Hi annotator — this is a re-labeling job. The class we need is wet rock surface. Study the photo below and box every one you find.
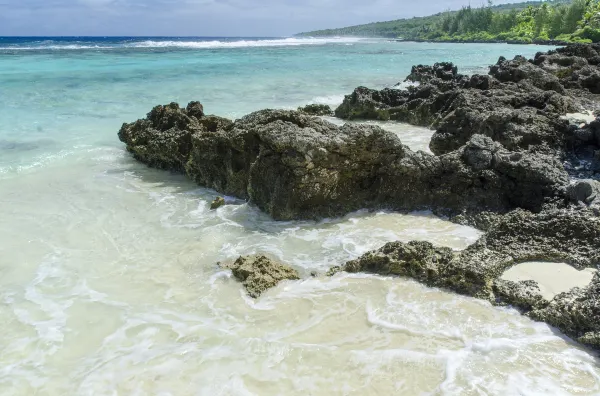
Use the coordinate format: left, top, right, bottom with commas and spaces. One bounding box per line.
329, 208, 600, 349
210, 196, 225, 210
220, 255, 300, 298
334, 46, 600, 158
119, 44, 600, 350
297, 103, 334, 116
120, 106, 569, 220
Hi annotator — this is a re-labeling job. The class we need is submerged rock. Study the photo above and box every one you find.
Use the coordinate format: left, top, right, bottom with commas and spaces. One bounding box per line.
221, 255, 300, 298
210, 196, 225, 210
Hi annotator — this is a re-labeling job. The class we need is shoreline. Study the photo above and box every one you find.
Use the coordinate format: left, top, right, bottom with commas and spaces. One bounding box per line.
294, 34, 575, 46
396, 38, 573, 46
118, 43, 600, 351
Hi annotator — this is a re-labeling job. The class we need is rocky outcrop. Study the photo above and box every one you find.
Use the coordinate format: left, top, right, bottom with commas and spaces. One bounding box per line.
530, 272, 600, 349
404, 62, 458, 83
329, 208, 600, 349
334, 46, 600, 156
534, 44, 600, 94
118, 43, 600, 350
297, 104, 334, 116
119, 106, 569, 220
220, 255, 299, 298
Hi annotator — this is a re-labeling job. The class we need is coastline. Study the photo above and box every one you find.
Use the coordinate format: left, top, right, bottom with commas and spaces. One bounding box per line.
294, 34, 573, 46
396, 37, 573, 46
119, 42, 600, 351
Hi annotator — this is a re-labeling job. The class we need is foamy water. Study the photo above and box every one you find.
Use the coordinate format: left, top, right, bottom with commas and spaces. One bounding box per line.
1, 38, 598, 394
0, 37, 363, 51
2, 147, 599, 395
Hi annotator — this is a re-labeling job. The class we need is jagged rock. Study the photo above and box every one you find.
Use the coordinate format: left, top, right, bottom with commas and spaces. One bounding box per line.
476, 209, 600, 269
568, 180, 600, 209
186, 101, 205, 119
335, 46, 600, 156
530, 272, 600, 348
493, 279, 549, 311
221, 255, 299, 298
336, 241, 454, 283
404, 62, 458, 83
210, 196, 225, 210
297, 104, 334, 116
118, 44, 600, 351
329, 207, 600, 348
117, 102, 233, 173
334, 86, 408, 122
489, 55, 565, 94
120, 106, 569, 220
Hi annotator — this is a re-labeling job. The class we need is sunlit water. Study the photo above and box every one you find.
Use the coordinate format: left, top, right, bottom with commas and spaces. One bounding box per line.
1, 37, 598, 395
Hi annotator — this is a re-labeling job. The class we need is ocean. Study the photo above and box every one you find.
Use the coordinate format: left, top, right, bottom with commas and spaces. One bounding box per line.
0, 36, 599, 395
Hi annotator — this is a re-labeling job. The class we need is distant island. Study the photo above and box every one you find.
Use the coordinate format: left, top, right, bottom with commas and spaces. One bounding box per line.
297, 0, 600, 44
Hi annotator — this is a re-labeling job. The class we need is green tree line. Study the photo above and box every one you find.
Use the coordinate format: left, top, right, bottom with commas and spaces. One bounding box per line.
428, 0, 600, 43
298, 0, 600, 43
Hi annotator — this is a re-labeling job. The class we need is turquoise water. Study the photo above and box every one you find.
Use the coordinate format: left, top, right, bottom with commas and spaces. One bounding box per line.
3, 37, 600, 395
0, 37, 554, 175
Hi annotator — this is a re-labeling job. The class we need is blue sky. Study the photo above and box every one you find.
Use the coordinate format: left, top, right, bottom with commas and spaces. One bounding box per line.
0, 0, 525, 36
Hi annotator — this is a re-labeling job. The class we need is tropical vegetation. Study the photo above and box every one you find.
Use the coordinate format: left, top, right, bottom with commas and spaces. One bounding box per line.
297, 0, 600, 44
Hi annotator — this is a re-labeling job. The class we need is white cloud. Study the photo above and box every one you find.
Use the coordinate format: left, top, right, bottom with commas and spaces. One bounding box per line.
0, 0, 528, 36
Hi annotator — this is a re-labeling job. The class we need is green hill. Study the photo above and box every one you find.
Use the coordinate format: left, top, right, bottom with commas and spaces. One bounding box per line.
297, 0, 599, 44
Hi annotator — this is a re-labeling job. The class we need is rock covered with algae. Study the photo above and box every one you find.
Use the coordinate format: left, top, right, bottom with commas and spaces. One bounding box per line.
328, 208, 600, 349
221, 255, 300, 298
119, 106, 569, 220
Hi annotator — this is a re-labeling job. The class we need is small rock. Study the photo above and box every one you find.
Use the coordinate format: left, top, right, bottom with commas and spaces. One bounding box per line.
221, 255, 300, 298
297, 104, 334, 116
210, 197, 225, 210
568, 180, 600, 206
186, 101, 205, 119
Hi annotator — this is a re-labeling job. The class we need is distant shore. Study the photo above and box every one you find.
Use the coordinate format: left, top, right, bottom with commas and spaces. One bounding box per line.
397, 38, 572, 46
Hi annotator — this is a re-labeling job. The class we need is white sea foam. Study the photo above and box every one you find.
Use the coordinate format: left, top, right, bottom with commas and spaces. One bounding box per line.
0, 37, 363, 51
310, 94, 346, 107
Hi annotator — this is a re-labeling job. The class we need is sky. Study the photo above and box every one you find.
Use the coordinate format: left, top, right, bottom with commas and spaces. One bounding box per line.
0, 0, 527, 36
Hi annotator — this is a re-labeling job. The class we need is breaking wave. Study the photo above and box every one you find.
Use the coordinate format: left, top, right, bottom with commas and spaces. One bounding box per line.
0, 37, 364, 51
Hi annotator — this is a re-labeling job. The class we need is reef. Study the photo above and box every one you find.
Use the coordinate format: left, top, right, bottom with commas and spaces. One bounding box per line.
119, 44, 600, 350
328, 209, 600, 347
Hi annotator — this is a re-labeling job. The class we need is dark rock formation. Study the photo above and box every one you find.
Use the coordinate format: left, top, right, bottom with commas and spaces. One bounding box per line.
534, 44, 600, 94
404, 62, 458, 83
297, 103, 334, 116
334, 46, 600, 156
530, 272, 600, 349
210, 196, 225, 210
493, 279, 548, 311
118, 43, 600, 350
220, 255, 300, 298
329, 208, 600, 348
119, 105, 569, 220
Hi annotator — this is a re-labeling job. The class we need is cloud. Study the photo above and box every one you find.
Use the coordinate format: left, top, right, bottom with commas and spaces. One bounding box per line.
0, 0, 525, 36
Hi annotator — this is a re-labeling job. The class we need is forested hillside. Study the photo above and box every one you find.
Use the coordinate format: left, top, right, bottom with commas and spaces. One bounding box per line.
298, 0, 600, 43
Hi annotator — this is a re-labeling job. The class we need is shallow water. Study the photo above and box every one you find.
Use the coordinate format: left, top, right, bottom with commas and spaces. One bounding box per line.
1, 37, 599, 395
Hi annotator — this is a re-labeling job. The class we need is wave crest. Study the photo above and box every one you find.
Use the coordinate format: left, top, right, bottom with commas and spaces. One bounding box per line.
0, 37, 363, 51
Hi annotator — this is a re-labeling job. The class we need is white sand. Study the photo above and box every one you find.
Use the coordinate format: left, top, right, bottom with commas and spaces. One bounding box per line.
501, 262, 598, 300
